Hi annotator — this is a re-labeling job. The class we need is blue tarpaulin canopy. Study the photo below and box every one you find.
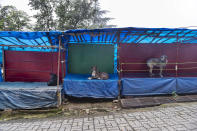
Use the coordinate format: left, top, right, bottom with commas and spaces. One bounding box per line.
1, 27, 197, 71
0, 31, 62, 47
0, 27, 197, 47
64, 27, 197, 44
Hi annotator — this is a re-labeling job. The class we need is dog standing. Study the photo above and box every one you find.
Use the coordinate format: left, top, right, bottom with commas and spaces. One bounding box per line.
88, 66, 109, 80
147, 55, 168, 77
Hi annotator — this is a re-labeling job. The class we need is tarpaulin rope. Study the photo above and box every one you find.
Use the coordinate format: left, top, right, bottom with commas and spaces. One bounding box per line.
122, 68, 175, 72
120, 61, 197, 65
121, 67, 197, 72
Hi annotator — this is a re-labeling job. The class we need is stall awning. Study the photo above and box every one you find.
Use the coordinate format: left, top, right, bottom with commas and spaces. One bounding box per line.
65, 27, 197, 44
0, 31, 62, 47
0, 27, 197, 47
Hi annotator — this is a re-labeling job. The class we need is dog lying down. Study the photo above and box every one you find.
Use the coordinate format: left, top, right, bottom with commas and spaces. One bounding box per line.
147, 55, 168, 77
47, 73, 58, 86
88, 66, 109, 80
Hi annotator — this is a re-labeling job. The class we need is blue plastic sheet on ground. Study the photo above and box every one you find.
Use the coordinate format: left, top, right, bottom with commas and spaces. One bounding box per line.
177, 77, 197, 94
0, 82, 57, 109
121, 78, 176, 96
63, 74, 119, 98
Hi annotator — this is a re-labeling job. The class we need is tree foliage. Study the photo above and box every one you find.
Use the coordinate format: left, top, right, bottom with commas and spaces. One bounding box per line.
55, 0, 93, 30
0, 5, 31, 31
28, 0, 55, 31
88, 0, 115, 29
29, 0, 115, 31
0, 0, 115, 31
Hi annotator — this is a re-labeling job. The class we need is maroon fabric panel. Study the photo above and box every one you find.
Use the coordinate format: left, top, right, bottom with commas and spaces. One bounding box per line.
5, 70, 50, 82
4, 51, 65, 82
177, 44, 197, 77
51, 52, 66, 80
119, 43, 177, 77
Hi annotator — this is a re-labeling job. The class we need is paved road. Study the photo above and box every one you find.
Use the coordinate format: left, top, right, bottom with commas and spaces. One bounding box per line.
1, 103, 197, 131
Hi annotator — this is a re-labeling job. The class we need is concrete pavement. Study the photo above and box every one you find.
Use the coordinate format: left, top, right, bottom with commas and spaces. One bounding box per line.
1, 103, 197, 131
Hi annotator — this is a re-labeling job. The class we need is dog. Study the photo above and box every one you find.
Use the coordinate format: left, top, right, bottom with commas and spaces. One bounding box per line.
147, 55, 168, 77
88, 66, 109, 80
47, 73, 58, 86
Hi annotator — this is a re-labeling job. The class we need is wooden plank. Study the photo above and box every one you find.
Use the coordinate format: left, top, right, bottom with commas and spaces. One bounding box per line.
173, 96, 193, 102
154, 96, 176, 104
121, 97, 160, 108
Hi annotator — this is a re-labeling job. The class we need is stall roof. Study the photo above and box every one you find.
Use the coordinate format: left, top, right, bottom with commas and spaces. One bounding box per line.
1, 27, 197, 47
65, 27, 197, 44
0, 31, 62, 48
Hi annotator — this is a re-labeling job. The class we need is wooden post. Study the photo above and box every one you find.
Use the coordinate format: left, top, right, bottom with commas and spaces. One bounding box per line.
57, 36, 62, 107
116, 31, 121, 101
176, 33, 179, 77
60, 36, 66, 103
60, 37, 65, 83
117, 43, 121, 101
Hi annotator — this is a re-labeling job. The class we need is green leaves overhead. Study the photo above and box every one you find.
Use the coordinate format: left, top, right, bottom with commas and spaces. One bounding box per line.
0, 0, 115, 31
0, 5, 31, 31
29, 0, 115, 31
28, 0, 55, 31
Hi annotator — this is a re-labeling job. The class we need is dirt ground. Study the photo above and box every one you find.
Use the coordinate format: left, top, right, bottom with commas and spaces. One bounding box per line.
0, 96, 192, 122
0, 97, 120, 121
61, 97, 121, 117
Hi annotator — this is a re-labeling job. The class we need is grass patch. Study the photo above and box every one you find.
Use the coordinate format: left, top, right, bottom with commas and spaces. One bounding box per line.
0, 108, 63, 121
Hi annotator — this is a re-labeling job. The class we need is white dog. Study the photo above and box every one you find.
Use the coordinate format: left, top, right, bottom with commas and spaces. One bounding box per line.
147, 55, 168, 77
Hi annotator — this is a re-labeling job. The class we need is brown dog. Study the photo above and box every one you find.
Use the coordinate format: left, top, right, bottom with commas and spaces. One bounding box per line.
147, 55, 168, 77
88, 66, 109, 80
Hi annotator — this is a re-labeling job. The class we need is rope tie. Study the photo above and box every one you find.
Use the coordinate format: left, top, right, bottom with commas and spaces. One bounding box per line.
121, 61, 197, 65
120, 61, 197, 72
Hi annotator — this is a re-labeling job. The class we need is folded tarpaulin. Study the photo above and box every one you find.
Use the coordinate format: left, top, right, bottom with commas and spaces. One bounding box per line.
121, 77, 176, 96
177, 77, 197, 94
63, 74, 119, 98
0, 82, 57, 109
